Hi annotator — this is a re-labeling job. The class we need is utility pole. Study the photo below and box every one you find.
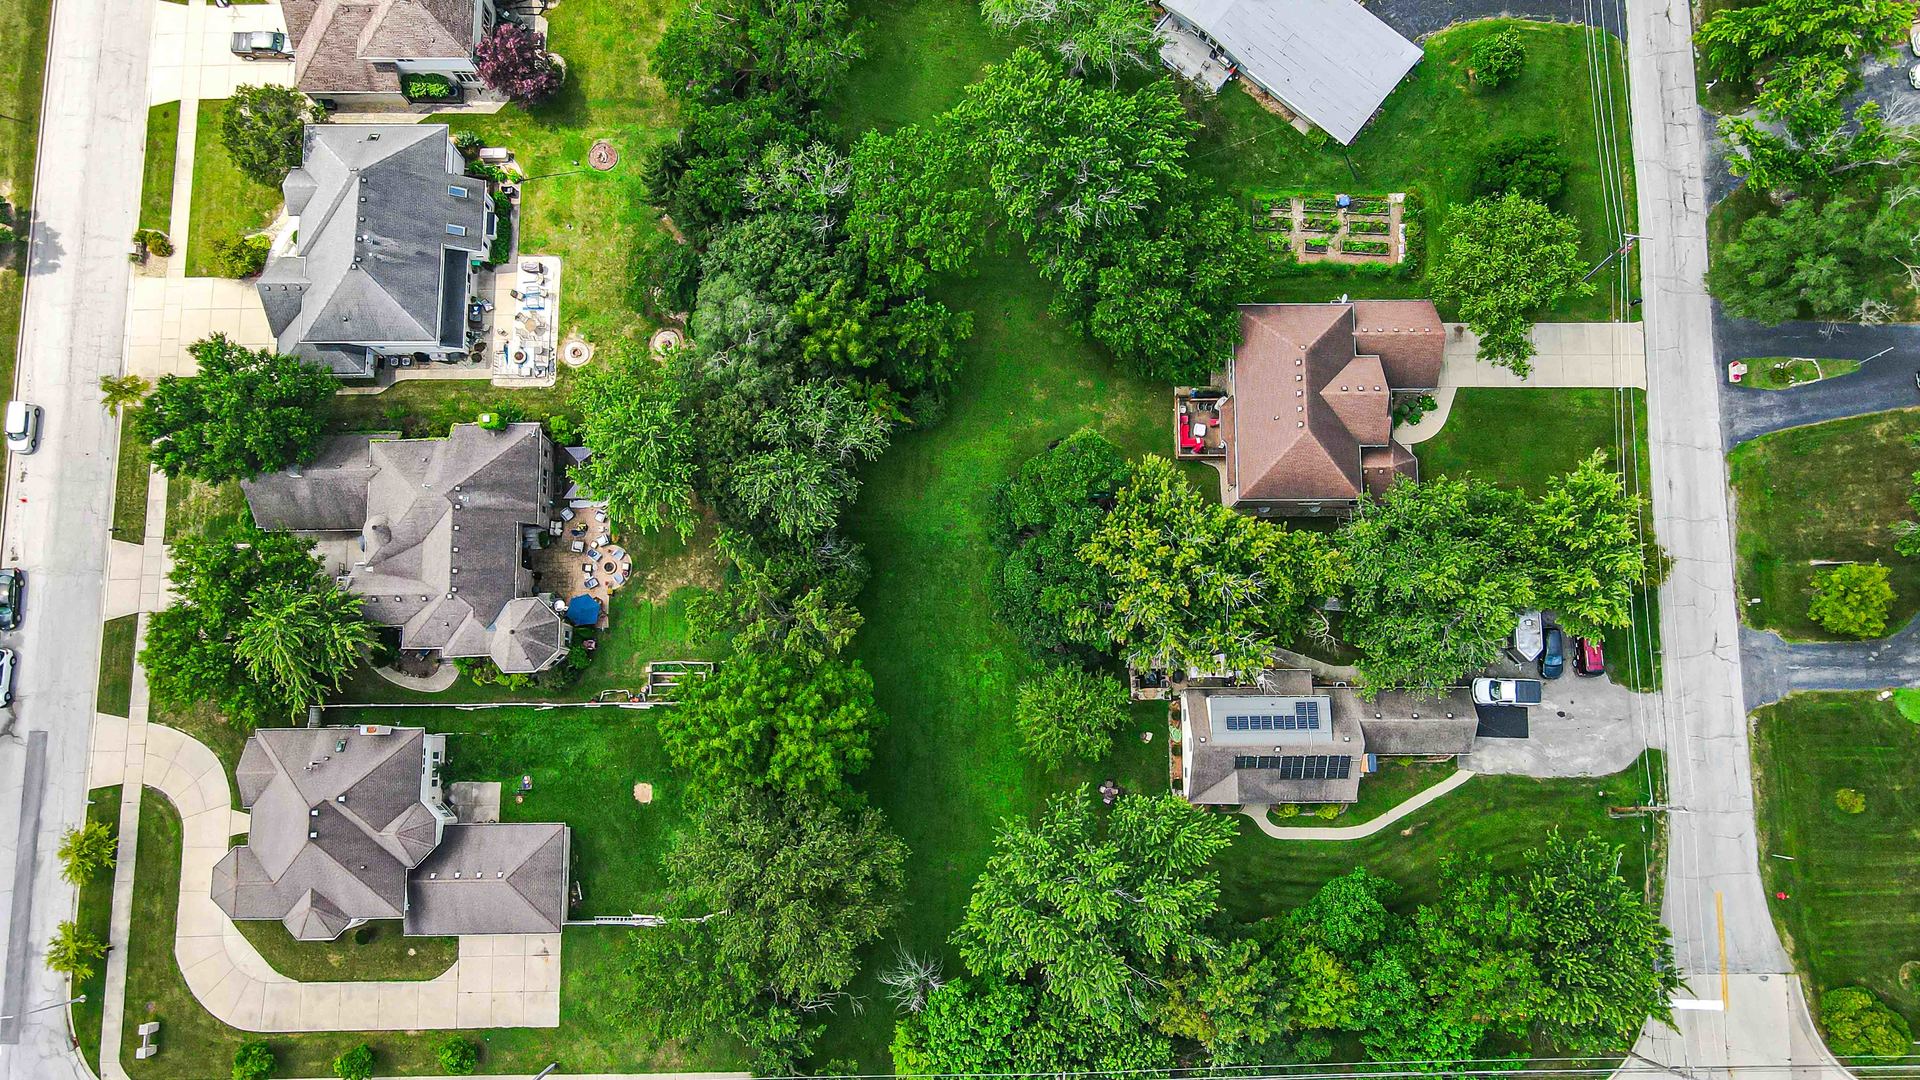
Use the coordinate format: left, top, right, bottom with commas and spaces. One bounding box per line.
1581, 234, 1643, 283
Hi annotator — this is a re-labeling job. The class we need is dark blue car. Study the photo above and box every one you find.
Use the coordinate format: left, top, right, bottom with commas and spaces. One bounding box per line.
1539, 626, 1566, 679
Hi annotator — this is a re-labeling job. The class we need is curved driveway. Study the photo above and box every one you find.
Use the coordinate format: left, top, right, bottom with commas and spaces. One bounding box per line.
1715, 313, 1920, 444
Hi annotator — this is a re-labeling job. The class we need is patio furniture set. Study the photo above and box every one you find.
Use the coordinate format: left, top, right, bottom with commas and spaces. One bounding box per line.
494, 259, 560, 381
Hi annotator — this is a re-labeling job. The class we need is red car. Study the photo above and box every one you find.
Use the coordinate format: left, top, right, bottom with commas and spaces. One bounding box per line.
1573, 637, 1605, 677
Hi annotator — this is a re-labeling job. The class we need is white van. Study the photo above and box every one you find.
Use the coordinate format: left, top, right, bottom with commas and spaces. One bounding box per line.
4, 401, 40, 455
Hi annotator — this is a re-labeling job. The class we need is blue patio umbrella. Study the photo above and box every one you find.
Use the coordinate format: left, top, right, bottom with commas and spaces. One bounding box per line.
566, 594, 603, 627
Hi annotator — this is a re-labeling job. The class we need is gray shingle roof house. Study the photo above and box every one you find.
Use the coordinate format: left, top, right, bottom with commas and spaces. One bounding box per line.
1180, 673, 1478, 805
258, 124, 491, 378
241, 422, 569, 674
1156, 0, 1423, 144
283, 0, 501, 104
1183, 301, 1443, 517
213, 725, 569, 939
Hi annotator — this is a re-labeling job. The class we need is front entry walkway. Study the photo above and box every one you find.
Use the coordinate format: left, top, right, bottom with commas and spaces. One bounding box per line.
91, 721, 562, 1034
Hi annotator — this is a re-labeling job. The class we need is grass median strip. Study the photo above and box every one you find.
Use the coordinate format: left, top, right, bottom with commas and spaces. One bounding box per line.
71, 784, 120, 1077
97, 616, 137, 718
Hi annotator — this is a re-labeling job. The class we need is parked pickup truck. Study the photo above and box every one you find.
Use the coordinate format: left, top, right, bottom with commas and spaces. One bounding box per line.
1472, 677, 1543, 707
231, 31, 292, 59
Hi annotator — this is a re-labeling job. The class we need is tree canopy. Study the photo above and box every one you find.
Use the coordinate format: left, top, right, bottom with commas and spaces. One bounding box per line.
1808, 562, 1895, 638
134, 335, 336, 482
953, 788, 1238, 1027
1719, 57, 1906, 195
615, 788, 907, 1070
1429, 195, 1593, 376
1081, 454, 1341, 675
689, 530, 868, 666
1705, 191, 1914, 325
988, 429, 1133, 658
474, 22, 565, 103
567, 343, 698, 541
143, 522, 371, 728
1697, 0, 1908, 85
219, 85, 321, 186
658, 651, 883, 797
894, 976, 1175, 1078
1013, 664, 1130, 768
978, 0, 1161, 85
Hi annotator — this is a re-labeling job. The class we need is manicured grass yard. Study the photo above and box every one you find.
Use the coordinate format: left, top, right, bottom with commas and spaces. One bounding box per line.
436, 0, 679, 350
235, 919, 456, 982
112, 427, 150, 543
138, 102, 179, 235
161, 474, 248, 543
183, 100, 282, 278
320, 378, 569, 440
71, 785, 120, 1077
1414, 387, 1661, 691
0, 0, 52, 492
123, 789, 741, 1078
1728, 408, 1920, 640
1754, 693, 1920, 1037
1740, 357, 1862, 391
97, 615, 137, 718
1223, 750, 1665, 917
1191, 19, 1636, 321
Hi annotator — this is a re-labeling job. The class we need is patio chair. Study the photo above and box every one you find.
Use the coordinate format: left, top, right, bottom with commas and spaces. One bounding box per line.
560, 508, 575, 522
584, 576, 600, 590
569, 540, 585, 553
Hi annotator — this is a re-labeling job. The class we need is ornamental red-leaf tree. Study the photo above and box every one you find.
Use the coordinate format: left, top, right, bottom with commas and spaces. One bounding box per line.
474, 22, 565, 104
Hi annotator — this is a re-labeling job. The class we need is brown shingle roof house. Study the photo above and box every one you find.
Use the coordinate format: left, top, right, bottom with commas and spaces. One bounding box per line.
1180, 301, 1443, 516
212, 725, 569, 939
284, 0, 501, 104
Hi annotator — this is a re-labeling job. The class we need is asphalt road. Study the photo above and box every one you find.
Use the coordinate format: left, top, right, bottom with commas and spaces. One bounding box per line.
1620, 0, 1840, 1071
0, 0, 151, 1075
1742, 614, 1920, 708
1715, 313, 1920, 443
1364, 0, 1595, 39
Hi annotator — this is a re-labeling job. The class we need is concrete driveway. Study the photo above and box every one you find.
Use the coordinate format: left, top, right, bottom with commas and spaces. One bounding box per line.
149, 0, 294, 107
1460, 650, 1661, 778
125, 275, 276, 379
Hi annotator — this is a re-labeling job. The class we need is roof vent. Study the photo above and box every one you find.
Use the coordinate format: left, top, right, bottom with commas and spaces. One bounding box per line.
309, 808, 319, 817
368, 132, 380, 141
336, 794, 346, 803
308, 830, 318, 839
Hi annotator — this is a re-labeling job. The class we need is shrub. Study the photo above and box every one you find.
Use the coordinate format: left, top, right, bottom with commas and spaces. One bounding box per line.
466, 159, 510, 185
1013, 665, 1130, 769
1391, 392, 1438, 427
1313, 804, 1342, 820
45, 920, 106, 981
1808, 562, 1894, 638
233, 1041, 275, 1080
135, 229, 175, 258
1834, 787, 1867, 814
402, 73, 458, 101
1822, 987, 1912, 1058
1273, 803, 1301, 819
220, 84, 322, 186
0, 224, 16, 246
210, 234, 271, 278
56, 820, 116, 886
1469, 27, 1527, 88
475, 22, 564, 103
1473, 133, 1571, 203
332, 1044, 375, 1080
452, 129, 484, 157
488, 192, 514, 266
434, 1035, 478, 1074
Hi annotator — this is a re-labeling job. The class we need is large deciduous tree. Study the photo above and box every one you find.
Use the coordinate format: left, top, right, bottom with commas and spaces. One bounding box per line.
978, 0, 1161, 85
1336, 474, 1535, 695
220, 85, 322, 186
894, 976, 1175, 1078
1156, 936, 1290, 1063
1080, 454, 1341, 675
1429, 195, 1593, 376
1012, 664, 1130, 768
1529, 450, 1646, 639
654, 0, 864, 103
1706, 191, 1915, 325
614, 788, 907, 1071
567, 344, 698, 541
658, 651, 882, 796
953, 789, 1238, 1027
474, 22, 565, 103
143, 523, 370, 728
1720, 56, 1906, 195
988, 429, 1132, 658
689, 530, 867, 666
1697, 0, 1908, 85
1523, 832, 1679, 1052
134, 335, 336, 482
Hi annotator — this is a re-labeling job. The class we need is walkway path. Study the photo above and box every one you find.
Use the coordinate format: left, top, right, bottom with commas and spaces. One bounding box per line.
92, 722, 562, 1034
1240, 770, 1476, 840
1397, 322, 1647, 444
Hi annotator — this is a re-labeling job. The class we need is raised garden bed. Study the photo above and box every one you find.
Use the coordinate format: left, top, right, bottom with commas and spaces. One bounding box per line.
1348, 218, 1390, 235
1341, 238, 1391, 256
1302, 213, 1339, 233
1304, 239, 1330, 253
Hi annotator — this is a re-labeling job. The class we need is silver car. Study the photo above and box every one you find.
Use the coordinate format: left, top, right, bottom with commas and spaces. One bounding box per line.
5, 401, 41, 455
0, 649, 18, 708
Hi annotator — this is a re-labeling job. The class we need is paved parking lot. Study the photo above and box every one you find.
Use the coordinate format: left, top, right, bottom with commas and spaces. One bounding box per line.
1462, 652, 1663, 777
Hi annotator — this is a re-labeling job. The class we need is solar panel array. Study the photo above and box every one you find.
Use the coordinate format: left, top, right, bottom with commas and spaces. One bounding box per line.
1233, 754, 1353, 779
1223, 700, 1322, 732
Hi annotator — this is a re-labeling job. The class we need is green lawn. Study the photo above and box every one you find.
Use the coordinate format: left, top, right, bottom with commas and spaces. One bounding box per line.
1728, 408, 1920, 640
183, 99, 282, 278
161, 474, 248, 543
97, 615, 137, 718
1268, 758, 1460, 828
435, 0, 679, 350
1191, 19, 1636, 321
0, 0, 52, 495
112, 428, 150, 542
320, 379, 569, 440
235, 919, 455, 982
139, 102, 179, 235
1222, 750, 1665, 918
1413, 387, 1661, 691
71, 785, 120, 1077
1740, 357, 1862, 391
1753, 693, 1920, 1038
123, 789, 741, 1078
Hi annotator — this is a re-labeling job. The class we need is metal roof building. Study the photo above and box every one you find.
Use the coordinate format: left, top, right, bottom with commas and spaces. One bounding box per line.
1157, 0, 1424, 144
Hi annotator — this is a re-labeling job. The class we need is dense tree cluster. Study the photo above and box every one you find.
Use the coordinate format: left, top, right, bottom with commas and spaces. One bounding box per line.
141, 522, 372, 727
987, 429, 1133, 658
658, 651, 883, 798
849, 46, 1268, 383
134, 335, 337, 482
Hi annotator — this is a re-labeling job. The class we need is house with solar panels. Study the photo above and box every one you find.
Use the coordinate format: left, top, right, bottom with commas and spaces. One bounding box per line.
1179, 669, 1478, 804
